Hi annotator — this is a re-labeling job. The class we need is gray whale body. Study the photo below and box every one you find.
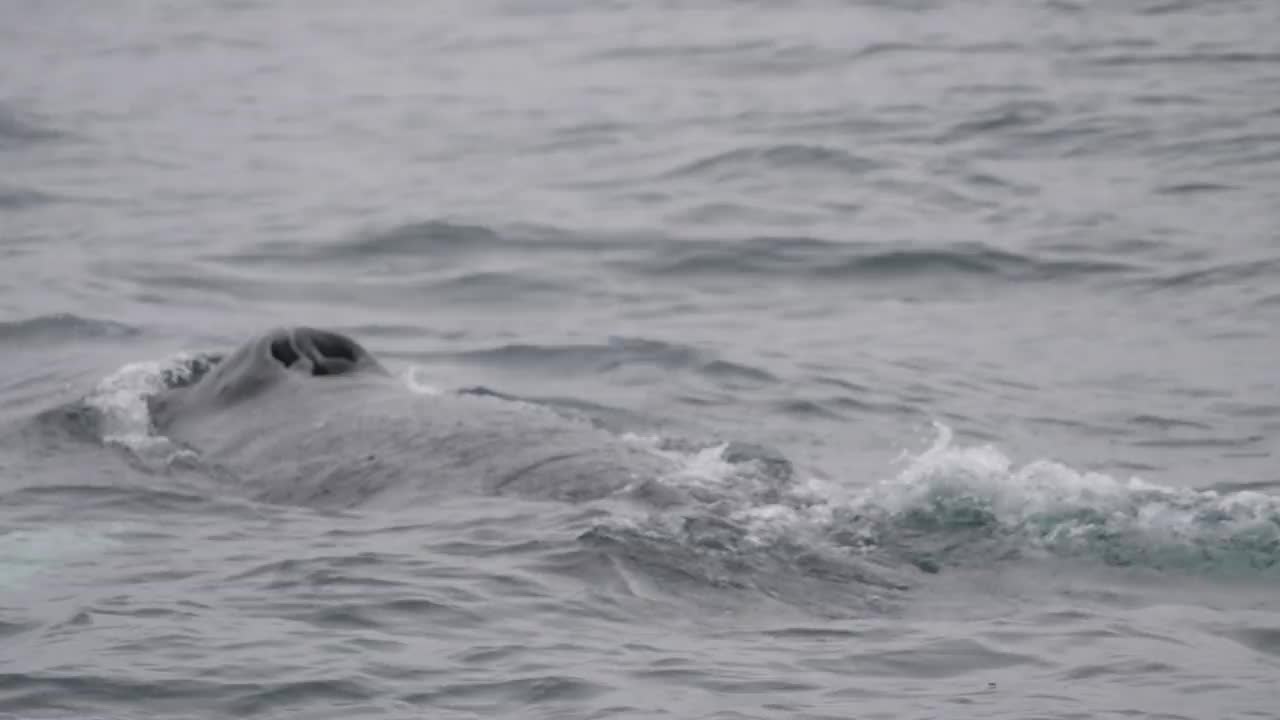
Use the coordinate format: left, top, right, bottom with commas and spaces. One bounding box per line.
151, 327, 680, 508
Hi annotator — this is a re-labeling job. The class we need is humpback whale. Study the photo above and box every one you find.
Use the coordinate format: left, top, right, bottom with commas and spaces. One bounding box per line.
149, 327, 680, 509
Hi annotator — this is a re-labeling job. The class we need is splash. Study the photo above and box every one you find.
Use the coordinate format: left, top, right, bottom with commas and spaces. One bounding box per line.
605, 424, 1280, 577
81, 352, 220, 464
855, 424, 1280, 573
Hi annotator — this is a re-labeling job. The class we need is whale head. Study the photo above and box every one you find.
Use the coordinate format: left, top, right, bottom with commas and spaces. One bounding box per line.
151, 327, 389, 428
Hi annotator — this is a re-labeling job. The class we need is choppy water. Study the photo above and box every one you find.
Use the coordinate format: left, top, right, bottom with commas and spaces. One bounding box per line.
3, 0, 1280, 717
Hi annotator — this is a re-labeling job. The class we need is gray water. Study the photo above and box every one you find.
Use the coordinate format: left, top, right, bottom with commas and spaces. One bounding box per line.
3, 0, 1280, 717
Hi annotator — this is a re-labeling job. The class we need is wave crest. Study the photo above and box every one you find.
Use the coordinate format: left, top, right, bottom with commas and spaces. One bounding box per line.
597, 424, 1280, 585
860, 426, 1280, 573
614, 237, 1137, 282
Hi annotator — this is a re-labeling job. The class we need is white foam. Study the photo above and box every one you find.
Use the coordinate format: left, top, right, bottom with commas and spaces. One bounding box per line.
82, 354, 205, 463
403, 365, 444, 395
859, 424, 1279, 541
607, 423, 1280, 573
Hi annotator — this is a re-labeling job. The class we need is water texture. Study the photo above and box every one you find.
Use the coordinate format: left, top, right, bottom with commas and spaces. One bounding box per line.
2, 0, 1279, 717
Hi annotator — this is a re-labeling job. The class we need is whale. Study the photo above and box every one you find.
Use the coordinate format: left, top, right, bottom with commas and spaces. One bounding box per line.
148, 327, 681, 509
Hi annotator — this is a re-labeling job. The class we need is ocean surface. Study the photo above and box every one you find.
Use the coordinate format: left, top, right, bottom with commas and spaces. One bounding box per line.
2, 0, 1279, 717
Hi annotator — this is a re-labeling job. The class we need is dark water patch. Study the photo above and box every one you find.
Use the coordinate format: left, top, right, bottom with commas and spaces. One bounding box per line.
723, 40, 1023, 77
1133, 92, 1208, 108
0, 185, 58, 210
0, 672, 373, 717
423, 270, 570, 304
719, 41, 941, 77
828, 394, 920, 418
1158, 132, 1280, 169
209, 220, 504, 266
1135, 0, 1204, 15
1, 484, 216, 516
937, 100, 1058, 143
295, 598, 485, 631
327, 322, 456, 340
452, 643, 527, 665
810, 375, 873, 394
0, 104, 65, 148
702, 359, 778, 385
616, 236, 1137, 284
1091, 51, 1280, 67
1254, 292, 1280, 308
20, 401, 106, 447
450, 337, 698, 374
1132, 434, 1264, 449
660, 144, 884, 181
696, 677, 821, 694
1128, 414, 1213, 431
940, 106, 1154, 159
774, 398, 846, 420
588, 38, 775, 62
225, 678, 377, 716
961, 170, 1040, 196
1145, 257, 1280, 290
220, 221, 605, 267
81, 603, 199, 622
126, 260, 571, 308
1226, 626, 1280, 657
534, 119, 631, 153
669, 199, 822, 227
0, 314, 140, 343
1026, 415, 1119, 436
401, 674, 610, 709
227, 552, 408, 583
762, 626, 871, 641
0, 618, 37, 639
1154, 181, 1238, 195
837, 639, 1046, 678
326, 220, 507, 258
1207, 480, 1280, 494
1063, 660, 1178, 680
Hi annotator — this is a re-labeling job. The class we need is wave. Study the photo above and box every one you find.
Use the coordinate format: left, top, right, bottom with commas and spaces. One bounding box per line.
0, 672, 376, 719
0, 184, 58, 210
1146, 257, 1280, 290
0, 314, 140, 343
590, 38, 1019, 76
327, 220, 508, 258
446, 337, 779, 385
659, 144, 884, 181
937, 100, 1058, 143
212, 219, 1141, 290
218, 221, 600, 266
1091, 51, 1280, 67
852, 426, 1280, 573
613, 236, 1138, 282
0, 103, 65, 148
596, 425, 1280, 586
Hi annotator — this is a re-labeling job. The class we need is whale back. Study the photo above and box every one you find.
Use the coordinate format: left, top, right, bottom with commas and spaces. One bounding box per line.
148, 327, 677, 508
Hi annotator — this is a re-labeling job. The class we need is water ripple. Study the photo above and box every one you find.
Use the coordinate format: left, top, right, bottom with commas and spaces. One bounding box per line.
0, 103, 66, 149
659, 144, 886, 181
0, 314, 140, 343
613, 237, 1139, 283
